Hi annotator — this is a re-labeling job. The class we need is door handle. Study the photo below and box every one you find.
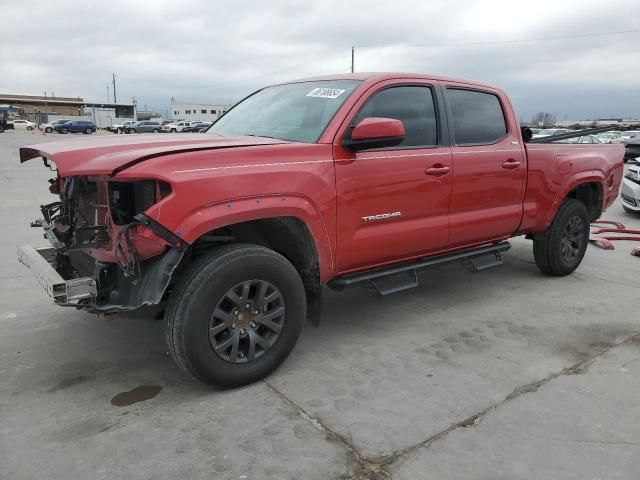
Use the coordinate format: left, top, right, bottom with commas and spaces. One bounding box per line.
425, 165, 450, 176
502, 159, 521, 170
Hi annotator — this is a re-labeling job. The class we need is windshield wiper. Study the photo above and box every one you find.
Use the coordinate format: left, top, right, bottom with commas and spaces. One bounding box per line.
244, 134, 282, 140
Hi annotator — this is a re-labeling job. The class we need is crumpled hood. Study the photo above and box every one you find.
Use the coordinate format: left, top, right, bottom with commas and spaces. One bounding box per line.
20, 133, 289, 176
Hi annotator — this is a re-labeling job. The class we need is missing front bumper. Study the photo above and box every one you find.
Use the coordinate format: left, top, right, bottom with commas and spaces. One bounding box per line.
17, 245, 96, 302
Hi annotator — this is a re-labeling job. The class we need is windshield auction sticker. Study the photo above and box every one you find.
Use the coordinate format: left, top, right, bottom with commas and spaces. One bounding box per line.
306, 88, 346, 99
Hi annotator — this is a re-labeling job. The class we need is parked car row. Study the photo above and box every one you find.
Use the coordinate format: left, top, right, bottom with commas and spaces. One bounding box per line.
161, 120, 212, 133
103, 120, 212, 134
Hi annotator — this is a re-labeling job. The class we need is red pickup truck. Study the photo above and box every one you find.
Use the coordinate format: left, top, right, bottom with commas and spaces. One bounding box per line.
18, 73, 624, 386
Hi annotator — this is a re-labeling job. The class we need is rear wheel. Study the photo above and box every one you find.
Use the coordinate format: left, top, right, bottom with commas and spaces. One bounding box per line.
84, 128, 92, 134
26, 126, 33, 131
45, 127, 53, 133
533, 199, 590, 276
165, 244, 306, 387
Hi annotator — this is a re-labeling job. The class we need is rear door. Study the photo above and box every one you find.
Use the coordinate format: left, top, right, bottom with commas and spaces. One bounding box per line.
443, 85, 526, 247
334, 81, 453, 272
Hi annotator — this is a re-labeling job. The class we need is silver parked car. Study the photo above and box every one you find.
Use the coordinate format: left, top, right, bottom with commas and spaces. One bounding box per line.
621, 164, 640, 214
125, 121, 162, 134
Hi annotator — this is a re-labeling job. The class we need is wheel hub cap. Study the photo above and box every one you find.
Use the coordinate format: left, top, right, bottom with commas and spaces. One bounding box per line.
209, 279, 285, 364
560, 215, 585, 263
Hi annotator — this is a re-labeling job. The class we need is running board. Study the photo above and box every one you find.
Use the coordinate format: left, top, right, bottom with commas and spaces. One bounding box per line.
328, 242, 511, 295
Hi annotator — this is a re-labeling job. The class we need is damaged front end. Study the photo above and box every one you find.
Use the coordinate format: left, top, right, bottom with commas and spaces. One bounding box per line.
18, 173, 187, 312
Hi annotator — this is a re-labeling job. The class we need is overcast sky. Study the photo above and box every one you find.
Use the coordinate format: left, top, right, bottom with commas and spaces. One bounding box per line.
1, 0, 639, 120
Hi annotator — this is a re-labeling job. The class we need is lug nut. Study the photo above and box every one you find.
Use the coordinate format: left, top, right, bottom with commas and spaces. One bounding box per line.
245, 303, 250, 308
233, 310, 238, 316
231, 323, 236, 329
250, 322, 256, 328
253, 310, 259, 315
240, 329, 245, 335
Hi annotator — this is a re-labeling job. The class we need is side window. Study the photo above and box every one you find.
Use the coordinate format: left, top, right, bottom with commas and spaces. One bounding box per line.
354, 86, 438, 148
447, 88, 507, 145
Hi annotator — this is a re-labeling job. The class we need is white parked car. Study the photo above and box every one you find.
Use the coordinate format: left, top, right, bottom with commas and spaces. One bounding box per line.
595, 131, 622, 144
162, 120, 196, 133
39, 119, 72, 133
621, 164, 640, 214
618, 131, 640, 143
11, 119, 36, 130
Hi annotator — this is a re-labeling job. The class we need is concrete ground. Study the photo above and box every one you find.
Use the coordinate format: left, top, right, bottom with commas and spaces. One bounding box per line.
1, 129, 639, 480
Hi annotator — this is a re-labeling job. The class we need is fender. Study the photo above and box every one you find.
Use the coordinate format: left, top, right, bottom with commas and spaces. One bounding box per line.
168, 194, 335, 281
544, 170, 605, 228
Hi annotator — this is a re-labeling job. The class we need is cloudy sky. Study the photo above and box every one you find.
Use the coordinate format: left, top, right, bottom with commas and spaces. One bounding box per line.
1, 0, 639, 121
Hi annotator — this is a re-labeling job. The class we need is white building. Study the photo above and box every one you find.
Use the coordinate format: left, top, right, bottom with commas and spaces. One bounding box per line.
170, 101, 229, 122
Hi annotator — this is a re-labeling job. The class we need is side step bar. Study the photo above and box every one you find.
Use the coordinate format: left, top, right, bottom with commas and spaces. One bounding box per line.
328, 242, 511, 295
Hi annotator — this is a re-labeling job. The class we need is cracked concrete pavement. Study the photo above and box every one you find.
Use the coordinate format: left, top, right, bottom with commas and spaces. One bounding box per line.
1, 131, 639, 479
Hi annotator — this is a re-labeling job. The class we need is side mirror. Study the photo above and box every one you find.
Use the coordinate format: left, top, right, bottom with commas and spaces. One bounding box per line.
343, 117, 405, 151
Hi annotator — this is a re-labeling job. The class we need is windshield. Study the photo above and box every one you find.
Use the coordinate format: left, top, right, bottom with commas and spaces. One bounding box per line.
207, 80, 361, 143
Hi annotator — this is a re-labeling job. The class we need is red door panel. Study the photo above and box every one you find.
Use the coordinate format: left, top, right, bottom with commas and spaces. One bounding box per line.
444, 85, 526, 247
334, 148, 452, 272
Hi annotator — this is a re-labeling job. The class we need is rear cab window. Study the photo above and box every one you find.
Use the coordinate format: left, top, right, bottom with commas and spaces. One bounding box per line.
446, 88, 507, 145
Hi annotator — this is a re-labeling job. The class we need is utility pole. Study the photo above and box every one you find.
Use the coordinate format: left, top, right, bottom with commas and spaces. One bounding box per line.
351, 46, 355, 73
112, 73, 117, 104
106, 84, 110, 104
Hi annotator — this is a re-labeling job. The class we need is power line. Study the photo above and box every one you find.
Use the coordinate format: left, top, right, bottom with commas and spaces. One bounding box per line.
244, 47, 348, 83
354, 28, 640, 49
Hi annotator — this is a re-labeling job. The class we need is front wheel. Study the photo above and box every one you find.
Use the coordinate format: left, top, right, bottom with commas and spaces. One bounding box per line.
165, 244, 306, 387
533, 199, 590, 276
152, 129, 159, 133
60, 128, 69, 134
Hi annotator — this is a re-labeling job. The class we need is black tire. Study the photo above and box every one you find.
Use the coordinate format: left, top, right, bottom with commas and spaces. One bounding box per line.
45, 127, 53, 133
152, 129, 159, 133
165, 244, 306, 387
61, 128, 68, 134
84, 128, 92, 134
0, 126, 4, 133
623, 158, 628, 164
26, 126, 33, 131
533, 199, 590, 276
128, 128, 136, 134
171, 128, 177, 133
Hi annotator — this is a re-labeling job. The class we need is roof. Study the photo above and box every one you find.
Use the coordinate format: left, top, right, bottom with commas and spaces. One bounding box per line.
276, 72, 502, 91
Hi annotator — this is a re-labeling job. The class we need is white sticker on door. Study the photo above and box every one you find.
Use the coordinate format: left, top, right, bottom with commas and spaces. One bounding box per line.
306, 88, 346, 99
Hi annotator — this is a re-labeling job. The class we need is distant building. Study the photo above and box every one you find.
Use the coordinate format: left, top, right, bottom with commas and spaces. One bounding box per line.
170, 101, 229, 122
0, 93, 136, 126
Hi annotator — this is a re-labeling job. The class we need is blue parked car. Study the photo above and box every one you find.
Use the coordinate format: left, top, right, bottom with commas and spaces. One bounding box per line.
55, 120, 96, 134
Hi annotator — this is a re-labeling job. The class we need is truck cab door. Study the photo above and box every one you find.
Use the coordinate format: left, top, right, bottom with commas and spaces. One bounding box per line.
442, 85, 526, 247
333, 81, 452, 273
